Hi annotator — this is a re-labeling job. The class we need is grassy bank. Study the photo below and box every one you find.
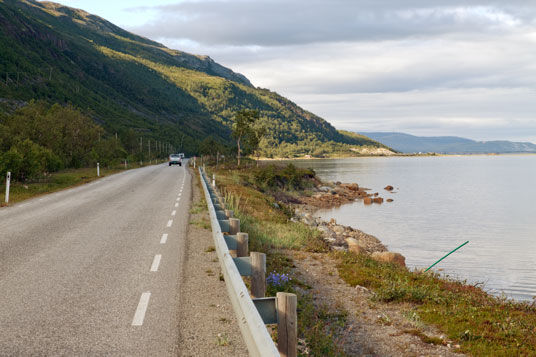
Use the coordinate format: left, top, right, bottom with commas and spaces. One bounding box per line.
336, 252, 536, 356
0, 161, 162, 206
209, 165, 345, 355
208, 161, 536, 356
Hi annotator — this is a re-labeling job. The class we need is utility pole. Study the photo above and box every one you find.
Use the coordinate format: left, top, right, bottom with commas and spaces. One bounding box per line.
148, 139, 151, 157
140, 137, 143, 153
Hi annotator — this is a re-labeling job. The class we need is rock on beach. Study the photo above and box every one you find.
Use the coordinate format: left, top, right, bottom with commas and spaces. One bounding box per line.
371, 252, 406, 268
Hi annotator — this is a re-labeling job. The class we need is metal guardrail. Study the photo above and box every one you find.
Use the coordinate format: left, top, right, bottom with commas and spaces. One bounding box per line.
199, 168, 280, 356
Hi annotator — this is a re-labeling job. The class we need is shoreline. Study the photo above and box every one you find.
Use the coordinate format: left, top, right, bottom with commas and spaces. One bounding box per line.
212, 162, 536, 355
291, 179, 407, 266
258, 152, 536, 161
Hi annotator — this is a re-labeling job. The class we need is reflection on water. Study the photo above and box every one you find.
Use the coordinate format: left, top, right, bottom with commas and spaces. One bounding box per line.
289, 155, 536, 301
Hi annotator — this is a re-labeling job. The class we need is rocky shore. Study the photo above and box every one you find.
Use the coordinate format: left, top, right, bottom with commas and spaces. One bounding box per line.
292, 181, 407, 267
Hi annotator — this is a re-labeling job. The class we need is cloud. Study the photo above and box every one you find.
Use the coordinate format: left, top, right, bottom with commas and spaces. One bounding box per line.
290, 88, 536, 142
128, 1, 533, 46
122, 1, 536, 143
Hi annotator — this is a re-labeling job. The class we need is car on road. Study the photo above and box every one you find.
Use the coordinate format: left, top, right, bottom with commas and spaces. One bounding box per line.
169, 154, 182, 166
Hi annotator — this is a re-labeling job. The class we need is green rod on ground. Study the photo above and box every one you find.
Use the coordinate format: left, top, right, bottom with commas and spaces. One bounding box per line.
425, 240, 470, 272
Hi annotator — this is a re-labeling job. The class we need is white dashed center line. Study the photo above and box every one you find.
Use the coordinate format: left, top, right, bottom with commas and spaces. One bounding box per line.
150, 255, 162, 272
132, 292, 151, 326
167, 220, 173, 227
176, 197, 180, 202
160, 233, 168, 244
171, 210, 176, 216
174, 203, 178, 208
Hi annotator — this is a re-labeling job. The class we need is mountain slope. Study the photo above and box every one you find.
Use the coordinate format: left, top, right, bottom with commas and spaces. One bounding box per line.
0, 0, 383, 156
361, 132, 536, 154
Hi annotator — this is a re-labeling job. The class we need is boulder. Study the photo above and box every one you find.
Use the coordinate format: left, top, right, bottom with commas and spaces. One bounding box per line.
317, 226, 331, 235
332, 225, 345, 234
384, 185, 394, 191
371, 252, 406, 268
373, 197, 384, 204
346, 238, 364, 255
386, 199, 394, 202
302, 216, 317, 226
342, 183, 359, 191
363, 197, 373, 205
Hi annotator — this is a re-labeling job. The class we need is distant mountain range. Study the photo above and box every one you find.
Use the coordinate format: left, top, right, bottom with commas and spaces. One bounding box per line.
360, 132, 536, 154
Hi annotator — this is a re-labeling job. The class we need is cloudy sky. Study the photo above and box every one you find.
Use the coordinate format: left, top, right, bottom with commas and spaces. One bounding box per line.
55, 1, 536, 143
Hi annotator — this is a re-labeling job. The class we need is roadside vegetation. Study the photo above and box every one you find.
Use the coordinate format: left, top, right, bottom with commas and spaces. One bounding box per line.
209, 160, 349, 355
206, 159, 536, 356
0, 101, 171, 182
0, 164, 146, 206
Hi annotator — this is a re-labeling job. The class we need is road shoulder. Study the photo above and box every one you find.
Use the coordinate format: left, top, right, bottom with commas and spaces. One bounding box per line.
177, 167, 248, 356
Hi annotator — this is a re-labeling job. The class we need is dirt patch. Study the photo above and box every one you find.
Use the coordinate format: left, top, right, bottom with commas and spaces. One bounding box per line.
177, 168, 248, 356
290, 250, 464, 357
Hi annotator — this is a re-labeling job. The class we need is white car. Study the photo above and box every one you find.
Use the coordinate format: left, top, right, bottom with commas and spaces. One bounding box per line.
169, 154, 182, 166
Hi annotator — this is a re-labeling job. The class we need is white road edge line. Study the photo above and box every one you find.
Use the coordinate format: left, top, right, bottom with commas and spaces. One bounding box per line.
150, 254, 162, 272
132, 292, 151, 326
167, 220, 173, 227
160, 233, 168, 244
171, 210, 176, 216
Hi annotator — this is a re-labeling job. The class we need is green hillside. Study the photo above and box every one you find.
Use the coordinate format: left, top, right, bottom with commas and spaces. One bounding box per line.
0, 0, 384, 159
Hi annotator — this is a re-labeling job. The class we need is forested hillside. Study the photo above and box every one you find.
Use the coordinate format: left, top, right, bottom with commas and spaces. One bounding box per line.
0, 0, 384, 178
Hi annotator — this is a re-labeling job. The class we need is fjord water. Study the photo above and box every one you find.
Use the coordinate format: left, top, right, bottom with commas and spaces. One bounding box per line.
291, 155, 536, 301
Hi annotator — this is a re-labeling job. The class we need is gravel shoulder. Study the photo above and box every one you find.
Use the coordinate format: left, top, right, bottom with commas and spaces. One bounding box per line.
177, 168, 248, 356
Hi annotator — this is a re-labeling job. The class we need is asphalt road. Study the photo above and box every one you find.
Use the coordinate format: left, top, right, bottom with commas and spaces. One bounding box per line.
0, 163, 191, 355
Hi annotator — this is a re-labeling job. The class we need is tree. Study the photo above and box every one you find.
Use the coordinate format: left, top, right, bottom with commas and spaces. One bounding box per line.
246, 126, 267, 167
232, 109, 259, 166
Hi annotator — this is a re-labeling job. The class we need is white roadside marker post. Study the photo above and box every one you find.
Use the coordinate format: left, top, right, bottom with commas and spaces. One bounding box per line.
97, 162, 100, 177
212, 174, 216, 188
5, 171, 11, 204
124, 159, 127, 169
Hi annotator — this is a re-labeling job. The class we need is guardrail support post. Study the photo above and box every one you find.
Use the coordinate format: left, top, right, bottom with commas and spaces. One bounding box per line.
251, 252, 266, 298
237, 232, 249, 257
277, 292, 297, 357
229, 218, 240, 235
5, 171, 11, 204
225, 209, 234, 218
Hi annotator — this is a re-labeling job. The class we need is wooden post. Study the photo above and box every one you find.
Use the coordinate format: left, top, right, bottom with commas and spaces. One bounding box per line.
237, 232, 248, 257
225, 209, 234, 218
277, 292, 297, 357
250, 252, 266, 298
229, 218, 240, 235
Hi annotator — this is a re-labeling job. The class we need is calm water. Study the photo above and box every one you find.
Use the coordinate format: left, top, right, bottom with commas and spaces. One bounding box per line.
290, 156, 536, 301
